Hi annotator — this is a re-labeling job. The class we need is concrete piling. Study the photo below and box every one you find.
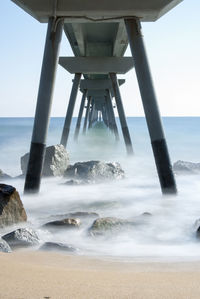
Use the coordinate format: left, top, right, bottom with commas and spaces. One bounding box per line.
24, 17, 64, 193
60, 73, 82, 147
125, 18, 177, 194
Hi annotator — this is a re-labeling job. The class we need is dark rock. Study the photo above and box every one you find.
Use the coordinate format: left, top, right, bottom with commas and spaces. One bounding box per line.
173, 160, 200, 174
40, 242, 77, 253
0, 184, 27, 228
2, 228, 39, 248
89, 217, 134, 236
43, 218, 81, 229
196, 226, 200, 239
21, 144, 69, 177
67, 212, 99, 218
47, 212, 99, 223
140, 212, 152, 218
0, 238, 12, 253
194, 219, 200, 238
64, 161, 124, 182
0, 170, 11, 181
64, 179, 89, 186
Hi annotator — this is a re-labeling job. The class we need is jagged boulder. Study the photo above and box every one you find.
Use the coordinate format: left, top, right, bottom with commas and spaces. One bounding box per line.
43, 218, 81, 229
2, 228, 39, 248
0, 184, 27, 228
173, 160, 200, 174
64, 161, 124, 182
0, 170, 11, 181
21, 144, 69, 177
40, 242, 77, 252
89, 217, 134, 236
0, 239, 12, 253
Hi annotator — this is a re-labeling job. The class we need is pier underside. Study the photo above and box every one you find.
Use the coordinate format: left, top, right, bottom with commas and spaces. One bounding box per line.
11, 0, 182, 194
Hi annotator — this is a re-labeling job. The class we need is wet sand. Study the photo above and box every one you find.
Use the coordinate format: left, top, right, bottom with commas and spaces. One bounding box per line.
0, 251, 200, 299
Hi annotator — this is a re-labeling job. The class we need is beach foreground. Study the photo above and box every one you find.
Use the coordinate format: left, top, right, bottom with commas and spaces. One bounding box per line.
0, 252, 200, 299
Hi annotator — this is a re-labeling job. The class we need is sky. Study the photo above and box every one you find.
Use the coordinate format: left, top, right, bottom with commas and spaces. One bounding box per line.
0, 0, 200, 117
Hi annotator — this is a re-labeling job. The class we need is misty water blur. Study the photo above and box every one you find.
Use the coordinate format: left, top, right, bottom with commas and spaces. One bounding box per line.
1, 117, 200, 261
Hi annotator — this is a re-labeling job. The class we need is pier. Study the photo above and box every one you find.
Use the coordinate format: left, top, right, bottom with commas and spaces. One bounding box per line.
11, 0, 182, 194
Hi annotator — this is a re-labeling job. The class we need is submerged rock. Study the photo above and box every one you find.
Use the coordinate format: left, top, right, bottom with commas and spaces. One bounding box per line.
173, 160, 200, 174
2, 228, 39, 248
64, 161, 124, 182
64, 179, 89, 186
0, 184, 27, 228
40, 242, 77, 253
0, 170, 11, 181
43, 218, 81, 229
89, 217, 134, 236
47, 212, 99, 223
196, 227, 200, 239
0, 238, 12, 253
21, 144, 69, 177
66, 212, 99, 218
194, 219, 200, 239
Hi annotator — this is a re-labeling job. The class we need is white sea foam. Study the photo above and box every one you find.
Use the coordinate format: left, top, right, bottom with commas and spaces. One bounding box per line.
1, 117, 200, 261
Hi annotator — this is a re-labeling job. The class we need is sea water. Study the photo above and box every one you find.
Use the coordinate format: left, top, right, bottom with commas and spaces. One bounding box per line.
1, 117, 200, 261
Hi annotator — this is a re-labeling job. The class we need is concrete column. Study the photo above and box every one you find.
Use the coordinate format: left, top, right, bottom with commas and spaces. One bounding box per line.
74, 89, 87, 141
60, 73, 82, 147
88, 99, 95, 129
83, 96, 91, 134
105, 99, 112, 130
110, 73, 134, 155
125, 18, 177, 194
24, 17, 64, 194
102, 104, 109, 127
94, 109, 98, 122
99, 111, 102, 122
106, 90, 119, 140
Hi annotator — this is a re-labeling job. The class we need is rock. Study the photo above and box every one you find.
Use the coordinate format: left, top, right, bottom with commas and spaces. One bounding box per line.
40, 242, 77, 252
0, 184, 27, 228
2, 228, 39, 248
64, 179, 89, 186
196, 227, 200, 239
21, 144, 69, 177
173, 160, 200, 174
64, 161, 124, 182
0, 239, 12, 253
66, 212, 99, 218
47, 212, 99, 223
89, 217, 134, 236
0, 170, 11, 181
43, 218, 81, 229
194, 219, 200, 238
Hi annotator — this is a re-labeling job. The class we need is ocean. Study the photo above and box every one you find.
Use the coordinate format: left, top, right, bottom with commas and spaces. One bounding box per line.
1, 116, 200, 261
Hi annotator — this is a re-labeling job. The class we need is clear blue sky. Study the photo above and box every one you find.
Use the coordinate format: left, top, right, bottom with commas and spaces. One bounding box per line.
0, 0, 200, 117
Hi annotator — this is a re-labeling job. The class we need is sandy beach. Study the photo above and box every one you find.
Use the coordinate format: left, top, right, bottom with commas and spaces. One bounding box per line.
0, 252, 200, 299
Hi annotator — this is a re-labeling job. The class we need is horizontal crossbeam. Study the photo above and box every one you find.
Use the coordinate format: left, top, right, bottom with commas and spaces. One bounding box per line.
59, 57, 134, 74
